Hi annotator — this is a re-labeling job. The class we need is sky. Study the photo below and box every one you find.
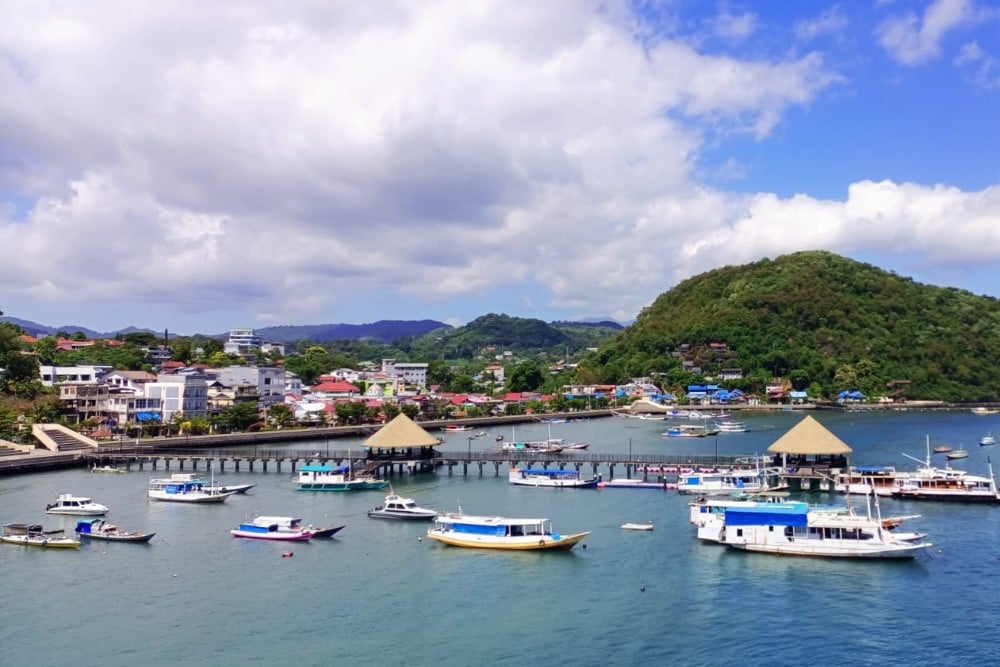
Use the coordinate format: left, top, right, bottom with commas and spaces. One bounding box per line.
2, 0, 1000, 335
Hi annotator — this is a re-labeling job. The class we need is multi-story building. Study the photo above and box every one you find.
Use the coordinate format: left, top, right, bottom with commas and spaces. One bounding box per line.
39, 364, 112, 387
215, 366, 286, 409
143, 374, 209, 421
381, 359, 428, 389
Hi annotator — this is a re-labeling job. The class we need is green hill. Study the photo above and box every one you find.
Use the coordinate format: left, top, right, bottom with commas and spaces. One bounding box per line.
577, 250, 1000, 401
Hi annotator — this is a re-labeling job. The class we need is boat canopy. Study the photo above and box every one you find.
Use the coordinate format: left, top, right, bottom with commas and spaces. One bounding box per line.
520, 468, 578, 476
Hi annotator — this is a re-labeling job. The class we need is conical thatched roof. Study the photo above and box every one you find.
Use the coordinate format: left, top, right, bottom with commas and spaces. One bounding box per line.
364, 413, 442, 449
767, 415, 853, 455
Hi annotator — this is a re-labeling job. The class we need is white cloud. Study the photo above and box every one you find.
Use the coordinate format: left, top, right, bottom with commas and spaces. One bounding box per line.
795, 5, 850, 43
877, 0, 974, 65
0, 1, 994, 330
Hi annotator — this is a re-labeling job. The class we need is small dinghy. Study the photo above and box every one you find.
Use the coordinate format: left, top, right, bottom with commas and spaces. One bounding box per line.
621, 522, 654, 531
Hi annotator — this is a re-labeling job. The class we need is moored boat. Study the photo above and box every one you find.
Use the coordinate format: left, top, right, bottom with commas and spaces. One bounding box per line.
368, 492, 438, 521
75, 518, 155, 543
426, 511, 589, 550
499, 441, 564, 454
980, 433, 995, 446
45, 493, 110, 516
508, 467, 600, 489
91, 465, 126, 474
621, 522, 654, 531
945, 448, 969, 460
148, 474, 237, 503
442, 424, 473, 432
231, 516, 315, 541
296, 464, 388, 492
677, 467, 780, 496
1, 523, 81, 548
597, 478, 672, 490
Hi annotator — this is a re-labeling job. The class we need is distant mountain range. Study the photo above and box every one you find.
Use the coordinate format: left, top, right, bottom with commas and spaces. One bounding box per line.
0, 316, 624, 344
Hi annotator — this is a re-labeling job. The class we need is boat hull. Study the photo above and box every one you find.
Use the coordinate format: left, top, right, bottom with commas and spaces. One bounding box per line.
309, 525, 346, 538
230, 530, 313, 541
148, 491, 232, 503
78, 532, 156, 543
368, 509, 437, 520
425, 530, 590, 551
1, 534, 81, 548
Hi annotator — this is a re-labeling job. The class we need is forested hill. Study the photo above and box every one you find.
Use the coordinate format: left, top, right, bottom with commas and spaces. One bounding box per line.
577, 250, 1000, 401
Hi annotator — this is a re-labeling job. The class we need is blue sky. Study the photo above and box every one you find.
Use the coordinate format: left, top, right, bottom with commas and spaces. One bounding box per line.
1, 0, 999, 335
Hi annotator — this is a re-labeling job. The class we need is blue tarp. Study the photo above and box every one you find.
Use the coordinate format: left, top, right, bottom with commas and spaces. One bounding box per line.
135, 412, 160, 422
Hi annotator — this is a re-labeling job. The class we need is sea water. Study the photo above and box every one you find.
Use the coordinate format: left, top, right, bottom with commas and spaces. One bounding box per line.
1, 410, 999, 666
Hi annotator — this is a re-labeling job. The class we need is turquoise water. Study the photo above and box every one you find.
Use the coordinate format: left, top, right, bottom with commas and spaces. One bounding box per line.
2, 410, 999, 666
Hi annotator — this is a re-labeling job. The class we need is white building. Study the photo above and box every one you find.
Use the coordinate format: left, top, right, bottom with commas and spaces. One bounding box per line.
143, 374, 208, 421
381, 359, 428, 389
39, 364, 113, 387
223, 328, 285, 356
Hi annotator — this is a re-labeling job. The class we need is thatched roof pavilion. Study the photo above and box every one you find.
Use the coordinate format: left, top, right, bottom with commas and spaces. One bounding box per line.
364, 413, 442, 462
767, 415, 851, 470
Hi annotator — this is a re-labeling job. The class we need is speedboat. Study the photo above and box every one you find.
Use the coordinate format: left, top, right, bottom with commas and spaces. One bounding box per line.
75, 519, 155, 543
231, 516, 315, 541
45, 494, 110, 516
426, 510, 589, 551
368, 493, 438, 521
508, 467, 600, 489
2, 523, 81, 548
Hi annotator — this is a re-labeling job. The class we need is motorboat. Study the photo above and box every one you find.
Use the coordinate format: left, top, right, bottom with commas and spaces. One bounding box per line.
296, 464, 388, 492
368, 492, 438, 521
148, 474, 238, 503
980, 433, 995, 446
442, 424, 473, 432
91, 465, 126, 474
621, 522, 654, 531
45, 494, 110, 516
75, 518, 155, 543
205, 482, 256, 494
597, 478, 671, 490
231, 516, 315, 541
426, 510, 589, 550
508, 467, 600, 489
2, 523, 81, 548
499, 441, 564, 454
309, 525, 346, 538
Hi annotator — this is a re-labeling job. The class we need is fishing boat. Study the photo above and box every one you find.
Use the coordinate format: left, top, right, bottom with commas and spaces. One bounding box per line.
945, 448, 969, 460
74, 518, 155, 543
980, 433, 995, 447
621, 522, 654, 531
508, 467, 600, 489
426, 510, 589, 550
205, 482, 256, 494
231, 516, 315, 541
442, 424, 473, 432
663, 424, 719, 438
499, 440, 564, 454
296, 464, 388, 491
148, 473, 237, 503
45, 493, 110, 516
933, 445, 953, 454
309, 525, 346, 538
1, 523, 81, 548
367, 492, 438, 520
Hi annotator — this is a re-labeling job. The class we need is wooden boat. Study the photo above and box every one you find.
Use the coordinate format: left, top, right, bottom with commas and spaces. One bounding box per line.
45, 493, 110, 516
945, 448, 969, 460
368, 492, 438, 520
426, 511, 589, 550
441, 424, 473, 432
75, 518, 155, 543
309, 525, 346, 538
1, 523, 81, 548
621, 522, 654, 531
933, 446, 952, 453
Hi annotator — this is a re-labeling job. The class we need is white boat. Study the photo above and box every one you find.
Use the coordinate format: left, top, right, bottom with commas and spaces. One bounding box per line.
45, 493, 110, 516
426, 510, 589, 550
441, 424, 473, 432
980, 433, 995, 446
367, 493, 438, 521
499, 441, 564, 454
971, 407, 999, 415
662, 424, 719, 438
714, 421, 749, 433
690, 494, 932, 558
148, 473, 237, 503
205, 482, 256, 494
91, 465, 126, 474
597, 478, 669, 490
621, 522, 654, 531
231, 516, 315, 541
1, 523, 81, 548
296, 464, 388, 492
508, 467, 600, 489
677, 468, 778, 496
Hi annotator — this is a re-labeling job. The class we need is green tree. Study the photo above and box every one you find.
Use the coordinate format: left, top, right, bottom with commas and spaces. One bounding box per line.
267, 403, 293, 428
507, 360, 544, 392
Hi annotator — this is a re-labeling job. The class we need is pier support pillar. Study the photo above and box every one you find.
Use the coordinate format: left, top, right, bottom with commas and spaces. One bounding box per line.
235, 459, 240, 472
262, 460, 268, 472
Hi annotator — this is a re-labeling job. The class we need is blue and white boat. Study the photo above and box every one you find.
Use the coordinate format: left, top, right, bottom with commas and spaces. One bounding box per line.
508, 467, 600, 488
296, 464, 388, 492
231, 516, 314, 541
676, 468, 775, 496
689, 494, 931, 559
148, 473, 237, 503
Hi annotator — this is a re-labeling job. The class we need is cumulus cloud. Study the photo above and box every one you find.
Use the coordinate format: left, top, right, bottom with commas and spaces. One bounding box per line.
0, 1, 996, 331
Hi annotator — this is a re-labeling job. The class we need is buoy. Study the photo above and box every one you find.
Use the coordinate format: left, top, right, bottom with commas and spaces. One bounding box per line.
417, 537, 422, 541
282, 551, 293, 558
